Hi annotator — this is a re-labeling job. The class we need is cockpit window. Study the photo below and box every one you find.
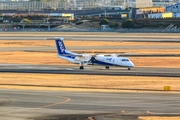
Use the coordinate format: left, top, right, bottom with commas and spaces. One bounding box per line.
122, 59, 129, 61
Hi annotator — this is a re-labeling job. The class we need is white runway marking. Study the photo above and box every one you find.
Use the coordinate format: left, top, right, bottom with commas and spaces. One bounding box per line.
0, 63, 27, 66
17, 66, 59, 70
66, 68, 74, 70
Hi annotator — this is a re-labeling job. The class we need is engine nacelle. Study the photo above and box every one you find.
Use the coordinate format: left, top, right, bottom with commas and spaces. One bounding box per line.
95, 55, 105, 61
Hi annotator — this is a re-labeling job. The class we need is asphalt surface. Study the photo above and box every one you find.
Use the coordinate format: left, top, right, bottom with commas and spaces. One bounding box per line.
0, 88, 180, 120
1, 35, 180, 51
0, 35, 180, 42
1, 45, 180, 52
0, 64, 180, 78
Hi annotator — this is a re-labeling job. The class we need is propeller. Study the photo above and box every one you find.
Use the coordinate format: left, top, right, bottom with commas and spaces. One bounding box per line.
90, 55, 96, 65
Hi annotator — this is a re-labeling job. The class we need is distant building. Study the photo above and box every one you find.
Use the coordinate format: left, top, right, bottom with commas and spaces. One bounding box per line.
113, 0, 152, 9
67, 0, 97, 9
0, 1, 68, 10
46, 13, 74, 20
65, 0, 152, 9
147, 3, 180, 18
166, 3, 180, 13
153, 0, 180, 7
132, 6, 165, 18
67, 0, 76, 8
0, 0, 29, 1
127, 0, 152, 8
148, 12, 172, 18
166, 3, 180, 17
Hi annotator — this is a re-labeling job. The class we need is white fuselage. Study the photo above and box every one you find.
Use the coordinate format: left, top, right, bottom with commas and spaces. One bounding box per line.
57, 51, 134, 68
94, 55, 134, 67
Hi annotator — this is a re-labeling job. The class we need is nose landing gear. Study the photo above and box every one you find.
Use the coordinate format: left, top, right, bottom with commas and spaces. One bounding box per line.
80, 66, 84, 69
128, 67, 131, 70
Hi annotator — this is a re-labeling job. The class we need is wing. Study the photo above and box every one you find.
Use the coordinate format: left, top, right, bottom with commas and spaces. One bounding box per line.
61, 54, 84, 57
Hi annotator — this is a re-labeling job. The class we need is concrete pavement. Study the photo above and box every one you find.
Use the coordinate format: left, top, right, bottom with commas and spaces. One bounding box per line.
0, 88, 180, 120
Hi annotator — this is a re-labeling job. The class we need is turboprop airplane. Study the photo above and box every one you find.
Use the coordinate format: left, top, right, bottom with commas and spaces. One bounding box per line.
55, 37, 134, 70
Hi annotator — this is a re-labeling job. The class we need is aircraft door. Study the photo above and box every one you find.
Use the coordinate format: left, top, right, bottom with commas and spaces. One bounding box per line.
113, 59, 115, 62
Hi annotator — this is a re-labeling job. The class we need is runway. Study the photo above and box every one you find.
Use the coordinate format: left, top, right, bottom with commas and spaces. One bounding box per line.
0, 64, 180, 77
1, 35, 180, 52
0, 35, 180, 42
1, 45, 180, 52
0, 88, 180, 120
0, 45, 180, 51
1, 33, 179, 78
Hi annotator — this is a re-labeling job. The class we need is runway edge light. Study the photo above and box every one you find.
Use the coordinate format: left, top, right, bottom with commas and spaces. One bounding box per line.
164, 86, 171, 91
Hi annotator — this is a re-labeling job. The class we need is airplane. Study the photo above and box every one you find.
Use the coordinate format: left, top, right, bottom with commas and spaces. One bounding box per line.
55, 37, 134, 70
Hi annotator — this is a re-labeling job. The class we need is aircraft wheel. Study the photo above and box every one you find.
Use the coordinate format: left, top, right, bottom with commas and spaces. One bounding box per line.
105, 66, 109, 69
80, 66, 84, 69
128, 67, 131, 70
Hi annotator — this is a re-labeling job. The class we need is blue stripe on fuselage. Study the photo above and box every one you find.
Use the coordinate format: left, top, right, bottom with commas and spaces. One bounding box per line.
94, 60, 120, 66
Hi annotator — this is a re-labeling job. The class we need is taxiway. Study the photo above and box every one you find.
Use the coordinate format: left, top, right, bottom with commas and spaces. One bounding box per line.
0, 35, 180, 42
0, 64, 180, 77
0, 88, 180, 120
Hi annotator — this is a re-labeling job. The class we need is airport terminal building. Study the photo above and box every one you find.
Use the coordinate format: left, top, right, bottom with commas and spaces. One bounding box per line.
166, 3, 180, 17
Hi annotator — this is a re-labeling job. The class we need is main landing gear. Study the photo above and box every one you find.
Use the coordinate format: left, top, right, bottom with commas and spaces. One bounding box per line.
105, 66, 109, 69
128, 67, 131, 70
80, 66, 84, 69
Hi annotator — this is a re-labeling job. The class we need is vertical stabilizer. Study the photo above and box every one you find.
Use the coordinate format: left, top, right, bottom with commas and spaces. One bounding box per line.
55, 37, 66, 55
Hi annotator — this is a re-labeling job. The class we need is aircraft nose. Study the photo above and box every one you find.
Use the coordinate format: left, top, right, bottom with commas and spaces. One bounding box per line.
129, 61, 134, 67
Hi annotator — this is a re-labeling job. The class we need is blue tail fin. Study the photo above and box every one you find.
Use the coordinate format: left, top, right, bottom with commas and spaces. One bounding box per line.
55, 37, 66, 55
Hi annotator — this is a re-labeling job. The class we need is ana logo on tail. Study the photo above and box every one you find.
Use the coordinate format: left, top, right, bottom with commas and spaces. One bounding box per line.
58, 41, 65, 53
